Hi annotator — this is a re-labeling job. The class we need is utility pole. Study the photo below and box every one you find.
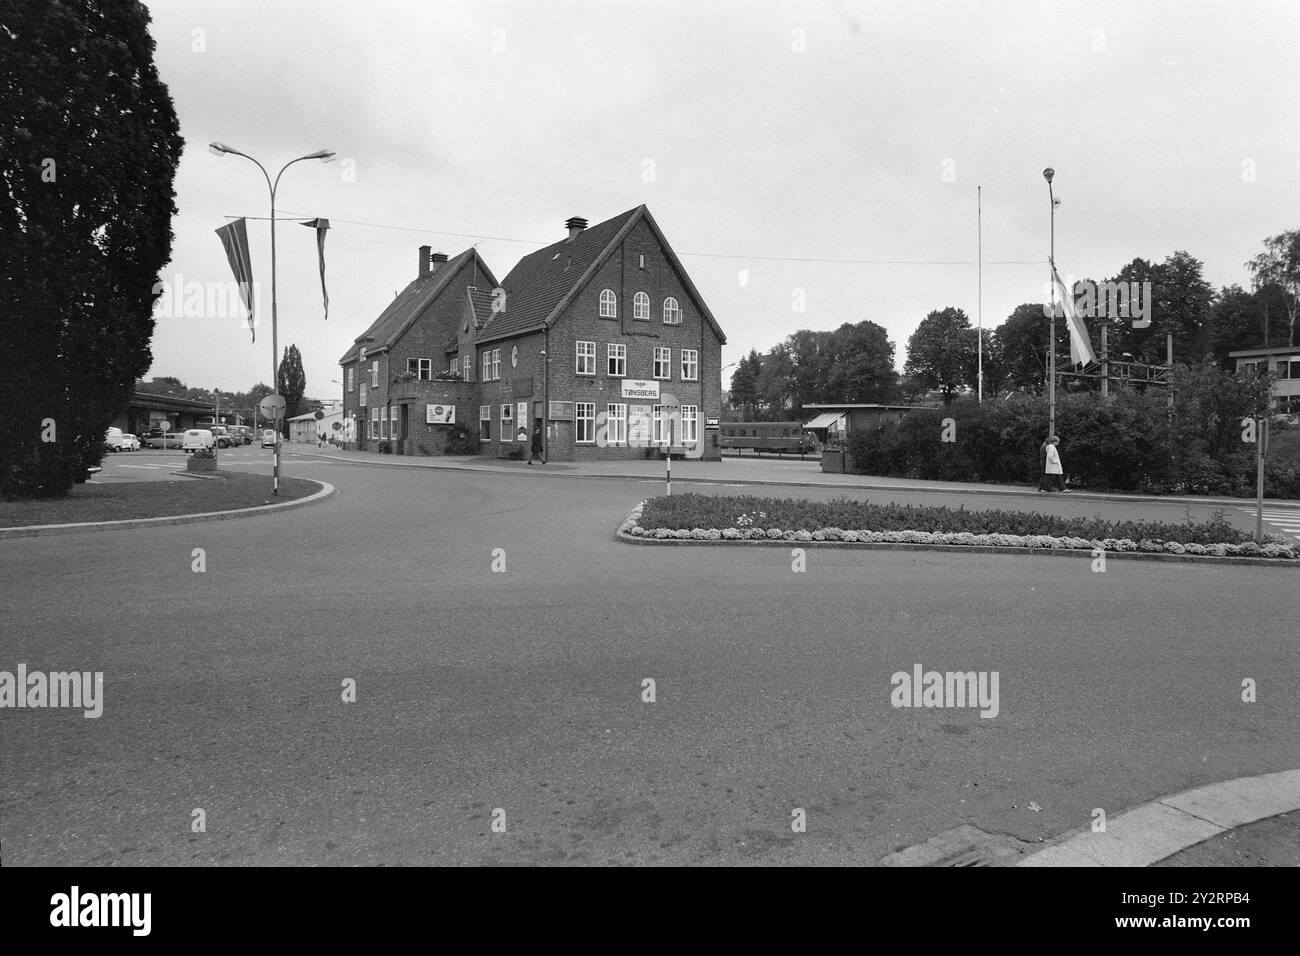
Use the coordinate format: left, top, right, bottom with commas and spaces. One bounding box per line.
1044, 168, 1057, 439
977, 185, 983, 404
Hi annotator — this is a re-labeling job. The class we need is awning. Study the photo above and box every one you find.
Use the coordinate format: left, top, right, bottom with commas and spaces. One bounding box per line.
804, 412, 846, 430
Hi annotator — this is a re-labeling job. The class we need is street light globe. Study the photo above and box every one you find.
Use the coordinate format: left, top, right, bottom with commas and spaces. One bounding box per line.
209, 142, 231, 156
1042, 167, 1055, 183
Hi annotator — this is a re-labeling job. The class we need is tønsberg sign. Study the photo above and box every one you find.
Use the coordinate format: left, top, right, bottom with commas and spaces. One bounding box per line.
621, 379, 660, 399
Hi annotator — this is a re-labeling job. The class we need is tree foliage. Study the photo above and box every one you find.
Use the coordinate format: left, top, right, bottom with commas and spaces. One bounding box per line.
903, 307, 976, 403
1, 0, 183, 497
277, 344, 307, 430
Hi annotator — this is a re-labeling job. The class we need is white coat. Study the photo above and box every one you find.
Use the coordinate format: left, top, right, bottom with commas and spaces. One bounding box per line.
1045, 443, 1063, 475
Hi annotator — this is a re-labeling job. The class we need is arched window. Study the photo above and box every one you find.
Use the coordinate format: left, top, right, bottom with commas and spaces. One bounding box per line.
633, 291, 650, 320
662, 296, 681, 324
599, 289, 617, 318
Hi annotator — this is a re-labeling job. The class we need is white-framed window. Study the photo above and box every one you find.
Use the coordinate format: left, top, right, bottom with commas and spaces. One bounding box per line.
663, 296, 681, 325
371, 360, 379, 388
390, 405, 400, 439
599, 289, 617, 318
379, 407, 388, 439
480, 406, 492, 441
501, 403, 513, 440
359, 382, 368, 407
482, 351, 491, 382
576, 340, 596, 375
491, 349, 501, 380
462, 355, 472, 380
638, 253, 646, 269
576, 402, 595, 443
653, 347, 671, 380
681, 348, 698, 381
607, 343, 626, 377
347, 367, 355, 393
408, 358, 432, 380
652, 405, 669, 445
370, 406, 380, 439
681, 405, 698, 444
607, 403, 627, 445
633, 291, 650, 320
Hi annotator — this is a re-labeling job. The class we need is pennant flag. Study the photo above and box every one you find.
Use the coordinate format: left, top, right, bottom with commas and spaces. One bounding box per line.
301, 218, 330, 320
1052, 266, 1098, 367
215, 218, 257, 342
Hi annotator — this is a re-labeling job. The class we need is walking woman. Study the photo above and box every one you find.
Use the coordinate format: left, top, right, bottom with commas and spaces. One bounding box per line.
1044, 435, 1065, 492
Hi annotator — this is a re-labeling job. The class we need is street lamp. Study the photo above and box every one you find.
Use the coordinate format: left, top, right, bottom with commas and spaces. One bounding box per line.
1043, 167, 1057, 440
210, 141, 335, 494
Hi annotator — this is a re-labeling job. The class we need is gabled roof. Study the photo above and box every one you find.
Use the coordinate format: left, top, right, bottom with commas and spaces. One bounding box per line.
476, 205, 726, 345
337, 249, 498, 365
467, 286, 497, 330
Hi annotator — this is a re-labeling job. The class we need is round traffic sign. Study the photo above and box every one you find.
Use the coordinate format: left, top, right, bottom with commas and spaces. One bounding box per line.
159, 420, 171, 432
259, 394, 286, 420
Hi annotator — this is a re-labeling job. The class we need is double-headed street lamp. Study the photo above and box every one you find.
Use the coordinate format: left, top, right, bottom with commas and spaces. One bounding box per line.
210, 141, 334, 494
1043, 167, 1058, 440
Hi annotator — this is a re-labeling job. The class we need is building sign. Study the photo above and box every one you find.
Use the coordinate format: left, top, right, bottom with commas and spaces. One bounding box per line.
512, 377, 533, 399
706, 418, 720, 430
621, 379, 660, 400
548, 401, 574, 421
425, 404, 455, 424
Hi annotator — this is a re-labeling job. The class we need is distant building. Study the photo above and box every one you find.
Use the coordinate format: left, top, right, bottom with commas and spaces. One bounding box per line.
338, 206, 727, 460
1230, 347, 1300, 413
801, 403, 926, 444
112, 391, 216, 435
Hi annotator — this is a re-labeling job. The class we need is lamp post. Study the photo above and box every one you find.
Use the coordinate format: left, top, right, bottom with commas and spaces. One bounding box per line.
210, 142, 334, 494
1043, 167, 1057, 440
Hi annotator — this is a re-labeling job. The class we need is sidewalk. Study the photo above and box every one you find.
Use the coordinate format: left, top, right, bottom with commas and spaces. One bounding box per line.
287, 445, 1300, 511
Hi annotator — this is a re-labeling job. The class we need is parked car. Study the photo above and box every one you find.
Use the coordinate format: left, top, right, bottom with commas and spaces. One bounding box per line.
261, 429, 278, 448
208, 426, 238, 449
228, 425, 253, 444
141, 431, 185, 449
118, 433, 141, 452
105, 427, 127, 451
182, 429, 216, 453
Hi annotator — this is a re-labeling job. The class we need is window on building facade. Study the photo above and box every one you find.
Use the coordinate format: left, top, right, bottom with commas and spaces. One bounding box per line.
491, 349, 501, 380
681, 348, 698, 381
482, 351, 491, 381
575, 402, 595, 443
633, 291, 649, 320
408, 358, 432, 380
607, 343, 626, 377
370, 407, 379, 439
463, 355, 472, 381
347, 367, 355, 392
359, 382, 368, 407
607, 403, 627, 445
371, 360, 379, 388
663, 297, 681, 325
599, 289, 617, 318
379, 407, 387, 439
480, 406, 491, 441
652, 405, 668, 445
501, 403, 513, 440
576, 340, 595, 375
681, 405, 698, 444
653, 347, 671, 380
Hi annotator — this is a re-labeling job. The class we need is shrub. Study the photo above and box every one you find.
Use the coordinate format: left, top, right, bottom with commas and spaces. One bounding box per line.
377, 440, 391, 454
443, 426, 479, 456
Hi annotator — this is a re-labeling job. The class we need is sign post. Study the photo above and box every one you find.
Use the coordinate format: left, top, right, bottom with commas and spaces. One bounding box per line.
259, 394, 287, 493
1256, 416, 1267, 543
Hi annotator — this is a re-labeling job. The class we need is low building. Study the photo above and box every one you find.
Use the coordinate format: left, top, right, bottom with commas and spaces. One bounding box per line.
801, 403, 925, 444
287, 408, 345, 443
1230, 347, 1300, 413
111, 391, 216, 435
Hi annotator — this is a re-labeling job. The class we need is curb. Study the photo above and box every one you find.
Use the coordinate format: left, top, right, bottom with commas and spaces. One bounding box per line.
0, 480, 336, 539
298, 452, 1300, 511
613, 528, 1300, 569
1017, 769, 1300, 867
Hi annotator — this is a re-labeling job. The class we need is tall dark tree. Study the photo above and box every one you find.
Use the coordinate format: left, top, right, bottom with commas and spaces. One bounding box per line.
903, 307, 977, 403
1246, 230, 1300, 347
277, 344, 307, 430
727, 349, 762, 418
825, 320, 899, 404
1, 1, 183, 497
1208, 284, 1290, 367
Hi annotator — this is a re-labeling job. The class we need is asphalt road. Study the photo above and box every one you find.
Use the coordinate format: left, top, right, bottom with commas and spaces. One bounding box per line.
1, 456, 1296, 865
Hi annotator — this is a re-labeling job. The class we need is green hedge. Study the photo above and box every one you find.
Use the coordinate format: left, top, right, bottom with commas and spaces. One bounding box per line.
844, 389, 1300, 498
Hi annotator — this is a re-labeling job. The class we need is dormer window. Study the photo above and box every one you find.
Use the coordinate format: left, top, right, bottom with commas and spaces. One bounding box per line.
663, 297, 682, 325
633, 291, 650, 321
599, 289, 617, 318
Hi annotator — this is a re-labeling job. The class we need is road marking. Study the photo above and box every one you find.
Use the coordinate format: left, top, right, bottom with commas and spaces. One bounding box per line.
1237, 508, 1300, 540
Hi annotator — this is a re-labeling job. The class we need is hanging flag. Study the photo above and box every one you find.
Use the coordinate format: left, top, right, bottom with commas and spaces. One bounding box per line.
1052, 266, 1098, 367
215, 218, 256, 341
301, 218, 330, 320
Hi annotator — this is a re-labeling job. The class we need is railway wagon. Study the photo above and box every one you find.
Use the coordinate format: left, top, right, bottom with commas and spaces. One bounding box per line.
718, 421, 816, 455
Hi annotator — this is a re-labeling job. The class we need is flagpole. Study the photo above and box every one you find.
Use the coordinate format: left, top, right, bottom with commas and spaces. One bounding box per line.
1043, 168, 1056, 440
977, 185, 983, 404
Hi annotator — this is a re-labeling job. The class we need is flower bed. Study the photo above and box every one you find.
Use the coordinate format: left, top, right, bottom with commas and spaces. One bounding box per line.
617, 495, 1298, 560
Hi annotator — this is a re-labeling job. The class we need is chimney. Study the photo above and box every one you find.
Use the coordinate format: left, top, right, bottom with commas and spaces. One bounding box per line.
430, 252, 448, 273
418, 244, 431, 278
565, 217, 588, 242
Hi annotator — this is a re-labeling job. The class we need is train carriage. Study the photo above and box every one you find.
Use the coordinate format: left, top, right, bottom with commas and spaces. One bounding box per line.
717, 421, 816, 456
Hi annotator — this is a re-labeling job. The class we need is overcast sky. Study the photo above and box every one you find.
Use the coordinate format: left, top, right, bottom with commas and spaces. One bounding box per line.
141, 0, 1300, 398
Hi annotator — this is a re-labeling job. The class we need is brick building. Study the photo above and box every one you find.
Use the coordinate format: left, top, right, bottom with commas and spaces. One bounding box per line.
341, 206, 727, 461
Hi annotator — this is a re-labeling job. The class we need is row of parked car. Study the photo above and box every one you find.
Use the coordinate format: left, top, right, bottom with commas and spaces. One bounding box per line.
105, 425, 278, 452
